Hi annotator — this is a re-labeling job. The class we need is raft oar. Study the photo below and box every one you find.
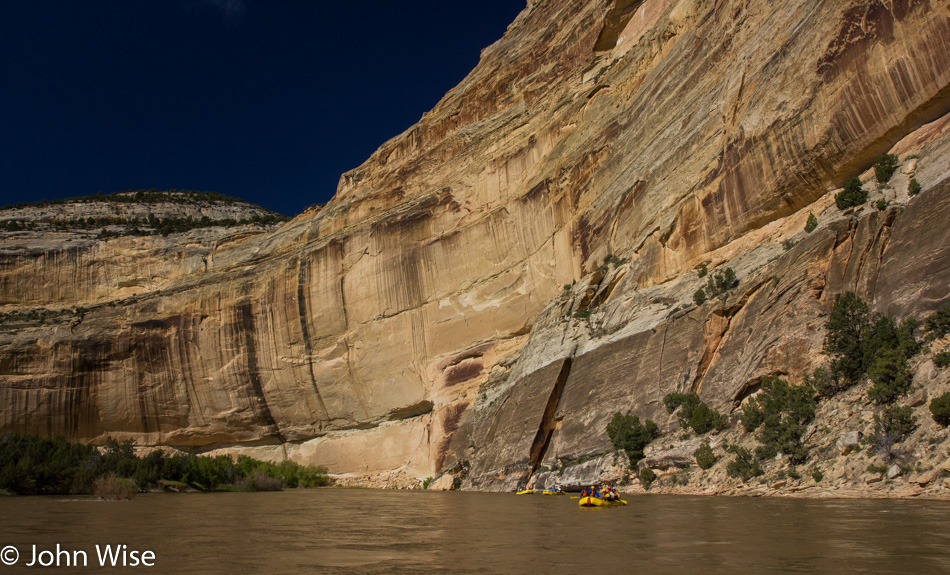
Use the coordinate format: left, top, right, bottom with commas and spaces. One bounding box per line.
570, 496, 579, 499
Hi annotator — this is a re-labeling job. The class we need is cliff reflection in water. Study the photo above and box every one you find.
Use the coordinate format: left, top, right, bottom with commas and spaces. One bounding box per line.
2, 490, 950, 574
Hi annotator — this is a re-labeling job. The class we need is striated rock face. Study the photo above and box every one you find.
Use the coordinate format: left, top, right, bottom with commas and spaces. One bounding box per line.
2, 0, 950, 491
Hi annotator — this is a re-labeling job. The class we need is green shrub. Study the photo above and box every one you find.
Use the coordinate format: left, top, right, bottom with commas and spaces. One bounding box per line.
873, 154, 899, 184
804, 366, 838, 398
908, 178, 921, 196
739, 375, 816, 464
823, 293, 918, 397
669, 471, 689, 486
879, 405, 917, 439
929, 393, 950, 427
934, 352, 950, 369
663, 393, 727, 434
0, 433, 330, 495
695, 441, 717, 470
824, 292, 871, 386
726, 445, 763, 481
867, 348, 913, 404
694, 267, 738, 308
812, 469, 824, 483
606, 412, 660, 465
835, 177, 868, 209
804, 213, 818, 233
740, 399, 765, 433
693, 289, 707, 306
708, 267, 737, 296
639, 467, 657, 490
245, 471, 284, 492
0, 433, 100, 495
875, 199, 888, 211
788, 467, 801, 480
689, 402, 727, 434
926, 305, 950, 339
236, 457, 330, 488
697, 263, 708, 278
864, 313, 918, 363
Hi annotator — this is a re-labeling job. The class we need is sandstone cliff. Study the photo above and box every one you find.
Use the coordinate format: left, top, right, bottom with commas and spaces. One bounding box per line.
2, 0, 950, 495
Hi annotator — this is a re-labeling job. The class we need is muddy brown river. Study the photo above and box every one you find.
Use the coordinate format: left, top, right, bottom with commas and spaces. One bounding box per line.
1, 490, 949, 573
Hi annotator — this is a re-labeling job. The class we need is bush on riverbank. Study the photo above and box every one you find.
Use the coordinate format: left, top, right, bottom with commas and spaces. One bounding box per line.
242, 471, 285, 492
822, 292, 919, 402
0, 432, 330, 495
236, 455, 329, 488
606, 412, 659, 465
639, 467, 657, 490
726, 445, 763, 481
740, 375, 816, 464
695, 441, 717, 470
930, 392, 950, 426
663, 392, 728, 435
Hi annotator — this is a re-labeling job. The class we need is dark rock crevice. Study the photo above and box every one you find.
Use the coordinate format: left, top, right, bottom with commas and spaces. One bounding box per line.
296, 255, 330, 423
239, 301, 283, 441
528, 356, 573, 474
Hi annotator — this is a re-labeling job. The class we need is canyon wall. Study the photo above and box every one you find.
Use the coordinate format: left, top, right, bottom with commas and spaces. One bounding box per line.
2, 0, 950, 490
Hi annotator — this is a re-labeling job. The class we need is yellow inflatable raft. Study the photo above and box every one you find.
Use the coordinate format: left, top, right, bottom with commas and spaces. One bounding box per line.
578, 496, 627, 507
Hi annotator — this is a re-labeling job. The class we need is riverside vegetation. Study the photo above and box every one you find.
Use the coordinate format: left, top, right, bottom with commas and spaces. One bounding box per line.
606, 294, 950, 492
0, 433, 329, 497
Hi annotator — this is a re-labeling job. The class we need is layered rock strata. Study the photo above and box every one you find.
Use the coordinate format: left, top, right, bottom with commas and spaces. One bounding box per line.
1, 0, 950, 492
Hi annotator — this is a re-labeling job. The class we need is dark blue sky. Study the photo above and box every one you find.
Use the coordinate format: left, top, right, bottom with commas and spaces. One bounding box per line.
0, 1, 526, 216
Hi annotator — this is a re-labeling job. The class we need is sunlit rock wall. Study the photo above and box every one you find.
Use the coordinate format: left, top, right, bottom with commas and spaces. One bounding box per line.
2, 0, 950, 487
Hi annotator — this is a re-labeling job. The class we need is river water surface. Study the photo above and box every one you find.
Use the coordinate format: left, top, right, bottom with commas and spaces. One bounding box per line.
2, 490, 949, 574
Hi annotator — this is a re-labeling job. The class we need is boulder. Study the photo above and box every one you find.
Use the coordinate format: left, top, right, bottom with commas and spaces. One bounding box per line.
427, 474, 457, 491
913, 469, 937, 487
836, 431, 862, 455
864, 474, 883, 485
886, 465, 902, 480
904, 389, 928, 408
